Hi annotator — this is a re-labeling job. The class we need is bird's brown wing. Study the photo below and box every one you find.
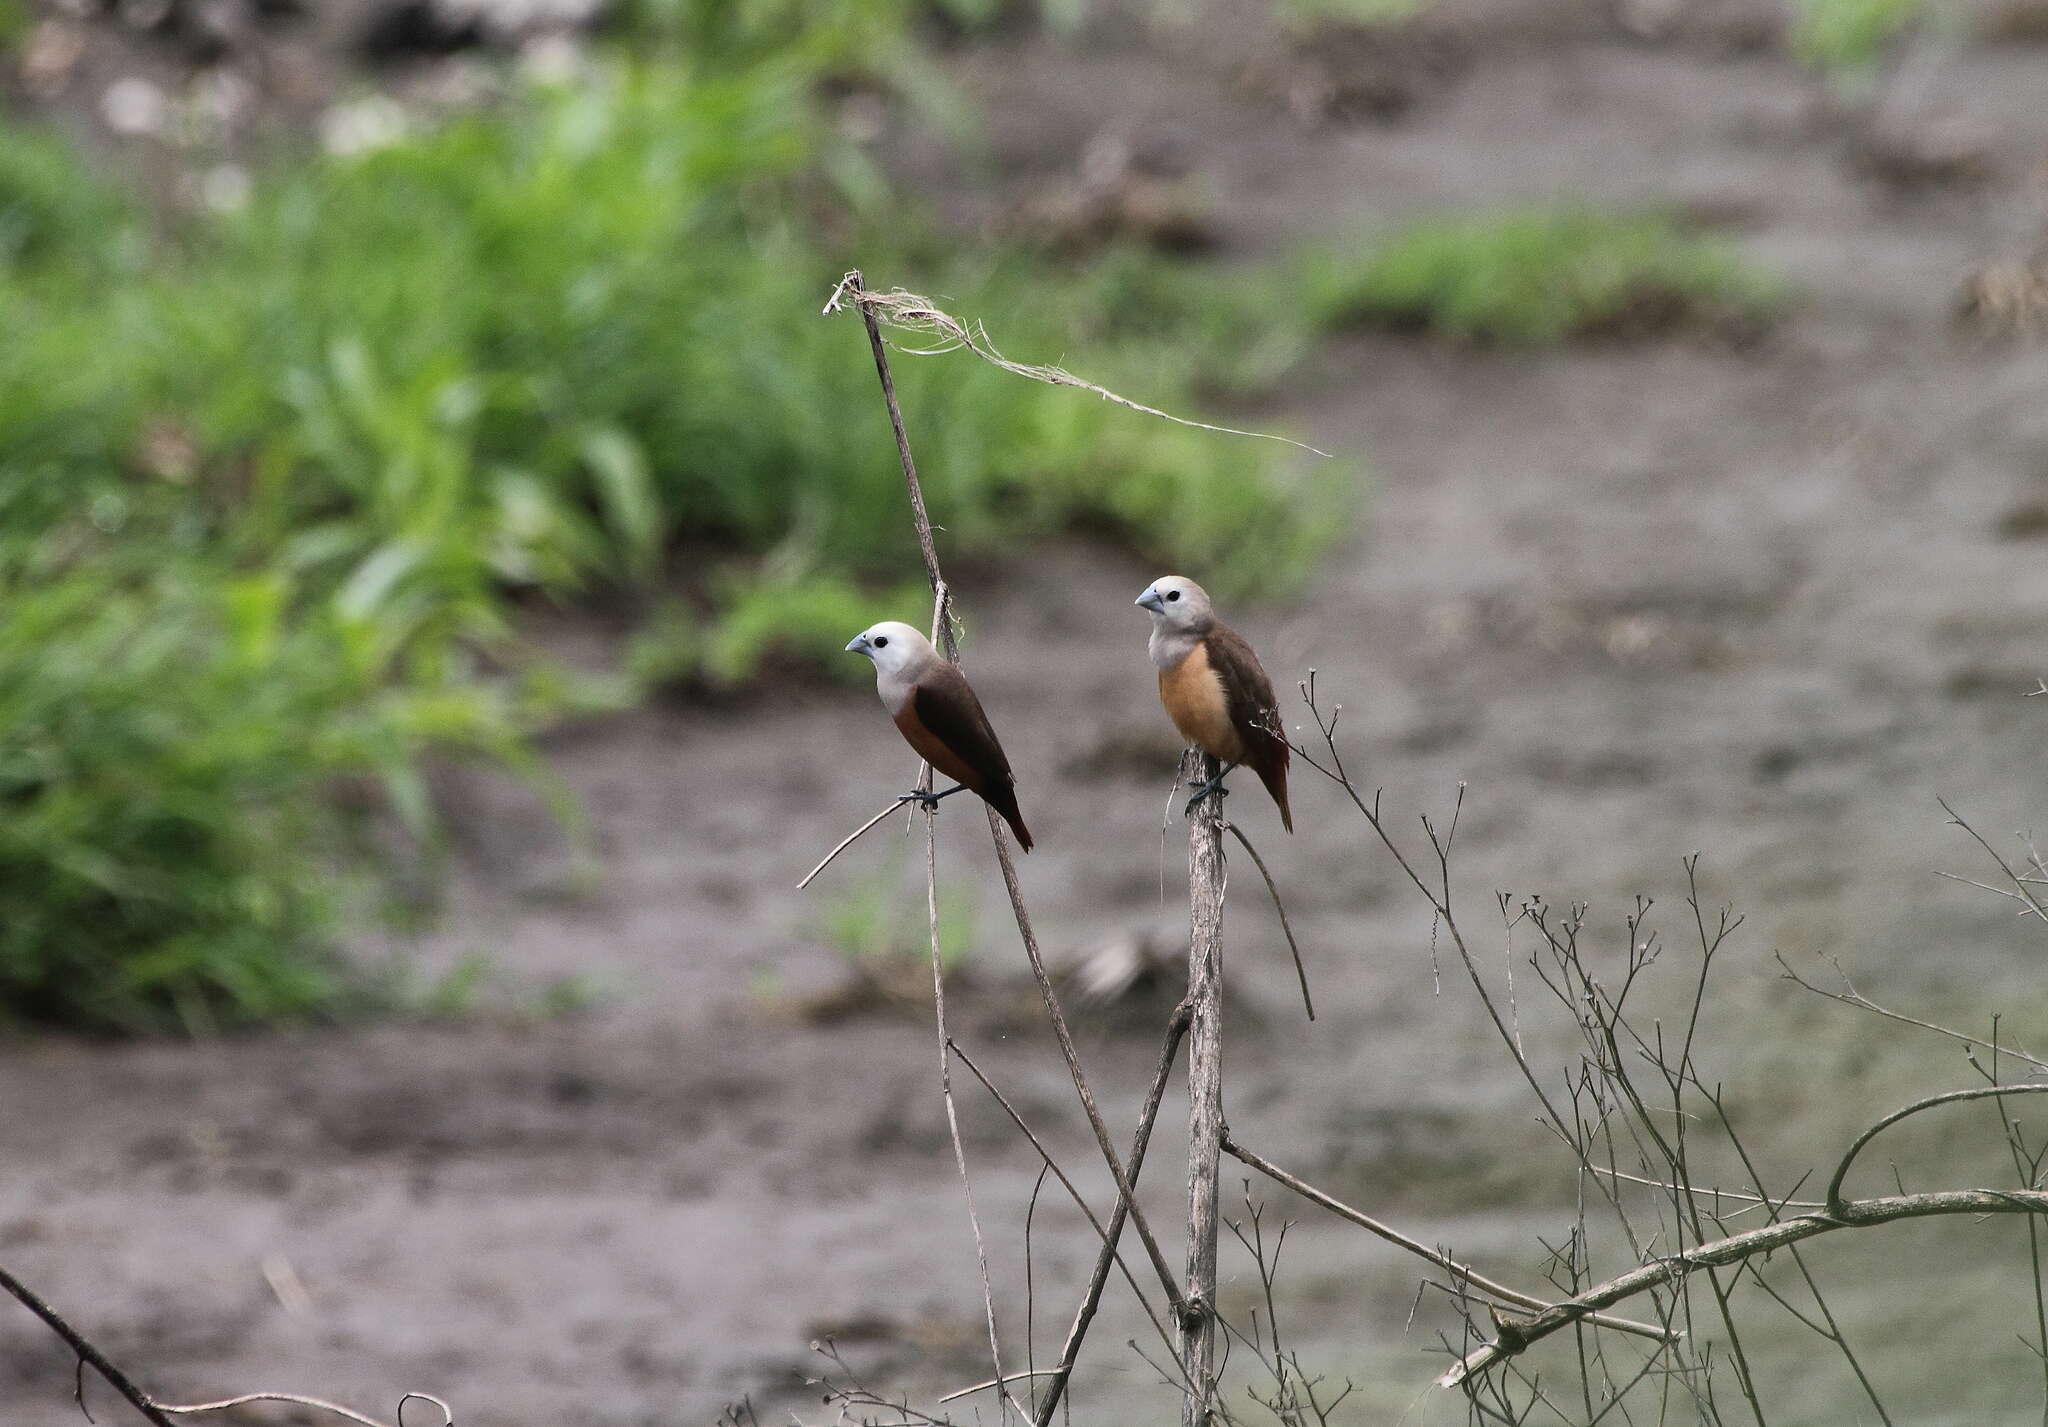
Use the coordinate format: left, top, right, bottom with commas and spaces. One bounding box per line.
1206, 623, 1293, 832
903, 665, 1034, 850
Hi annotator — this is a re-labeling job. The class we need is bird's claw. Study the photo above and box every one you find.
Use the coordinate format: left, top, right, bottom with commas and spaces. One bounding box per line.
897, 790, 944, 810
1183, 780, 1230, 819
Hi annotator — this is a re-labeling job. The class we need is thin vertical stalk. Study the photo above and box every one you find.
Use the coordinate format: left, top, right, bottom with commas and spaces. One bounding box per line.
1181, 749, 1228, 1425
925, 767, 1021, 1424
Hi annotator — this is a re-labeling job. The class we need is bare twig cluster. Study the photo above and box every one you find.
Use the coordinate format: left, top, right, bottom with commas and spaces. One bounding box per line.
1256, 675, 2048, 1420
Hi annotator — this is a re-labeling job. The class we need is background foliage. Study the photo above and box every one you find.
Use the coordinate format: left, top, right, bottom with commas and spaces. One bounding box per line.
0, 0, 1792, 1031
0, 11, 1341, 1029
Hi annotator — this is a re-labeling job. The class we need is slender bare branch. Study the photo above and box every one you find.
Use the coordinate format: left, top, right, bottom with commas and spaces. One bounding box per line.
1942, 797, 2048, 923
923, 798, 1024, 1425
986, 801, 1188, 1314
947, 1041, 1190, 1382
1588, 1164, 1825, 1214
0, 1265, 177, 1427
1441, 1186, 2048, 1386
1825, 1083, 2048, 1213
1777, 951, 2048, 1072
1, 1263, 446, 1427
158, 1393, 452, 1427
797, 801, 911, 890
1221, 820, 1313, 1021
1221, 1136, 1675, 1346
1034, 1000, 1192, 1426
824, 273, 1331, 458
938, 1372, 1061, 1406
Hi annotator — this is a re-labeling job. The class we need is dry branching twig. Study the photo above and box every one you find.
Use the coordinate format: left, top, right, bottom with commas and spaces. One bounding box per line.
1259, 672, 2048, 1417
1219, 1136, 1676, 1348
0, 1263, 448, 1427
823, 273, 1331, 458
796, 800, 909, 890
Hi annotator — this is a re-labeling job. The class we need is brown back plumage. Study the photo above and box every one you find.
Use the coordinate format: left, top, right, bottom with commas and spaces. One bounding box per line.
903, 666, 1034, 851
1205, 623, 1292, 833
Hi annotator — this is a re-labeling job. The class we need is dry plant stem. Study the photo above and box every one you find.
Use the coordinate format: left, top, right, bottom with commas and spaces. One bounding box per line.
0, 1264, 177, 1427
1221, 820, 1313, 1021
834, 268, 1185, 1313
948, 1041, 1190, 1378
1219, 1136, 1674, 1346
1288, 692, 1646, 1243
1942, 796, 2048, 923
1182, 749, 1228, 1427
925, 798, 1023, 1425
1824, 1082, 2048, 1213
987, 815, 1188, 1313
1589, 1164, 1825, 1213
939, 1372, 1061, 1406
823, 272, 1331, 459
1441, 1185, 2048, 1385
0, 1267, 441, 1427
796, 800, 908, 889
1033, 1000, 1193, 1427
854, 281, 948, 606
157, 1394, 451, 1427
1777, 951, 2048, 1072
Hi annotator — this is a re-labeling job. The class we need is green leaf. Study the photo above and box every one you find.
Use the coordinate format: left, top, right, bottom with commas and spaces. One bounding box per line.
581, 426, 662, 583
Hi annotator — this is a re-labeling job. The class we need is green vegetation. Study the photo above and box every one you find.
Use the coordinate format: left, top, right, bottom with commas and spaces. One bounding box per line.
0, 555, 561, 1033
814, 860, 978, 973
0, 0, 26, 56
0, 19, 1337, 1029
2, 4, 1776, 1035
1302, 208, 1780, 345
1275, 0, 1431, 31
1789, 0, 1930, 86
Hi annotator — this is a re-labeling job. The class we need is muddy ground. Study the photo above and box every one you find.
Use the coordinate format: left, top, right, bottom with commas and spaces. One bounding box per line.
7, 2, 2048, 1423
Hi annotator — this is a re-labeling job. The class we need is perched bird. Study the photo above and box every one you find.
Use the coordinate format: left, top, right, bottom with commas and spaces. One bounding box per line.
1135, 576, 1292, 832
845, 621, 1034, 851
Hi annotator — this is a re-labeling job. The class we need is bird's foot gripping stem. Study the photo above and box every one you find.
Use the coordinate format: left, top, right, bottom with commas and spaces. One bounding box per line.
1183, 765, 1236, 819
898, 785, 968, 811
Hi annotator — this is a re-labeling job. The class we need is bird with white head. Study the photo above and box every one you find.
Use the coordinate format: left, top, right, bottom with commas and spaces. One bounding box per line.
845, 621, 1035, 851
1135, 575, 1292, 831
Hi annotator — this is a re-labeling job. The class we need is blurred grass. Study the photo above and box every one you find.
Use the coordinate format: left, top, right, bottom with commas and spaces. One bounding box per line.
1274, 0, 1431, 30
0, 554, 559, 1033
1302, 208, 1780, 345
1789, 0, 1930, 86
0, 4, 1784, 1033
812, 859, 979, 972
0, 21, 1340, 1029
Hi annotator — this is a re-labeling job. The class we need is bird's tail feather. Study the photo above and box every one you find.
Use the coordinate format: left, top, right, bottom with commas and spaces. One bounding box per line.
1258, 759, 1293, 835
988, 784, 1034, 852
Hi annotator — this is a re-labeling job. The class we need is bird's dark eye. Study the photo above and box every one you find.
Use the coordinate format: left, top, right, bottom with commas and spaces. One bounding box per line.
1166, 590, 1181, 602
873, 636, 889, 647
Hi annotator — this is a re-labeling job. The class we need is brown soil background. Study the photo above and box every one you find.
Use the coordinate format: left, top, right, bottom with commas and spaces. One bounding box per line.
7, 2, 2048, 1423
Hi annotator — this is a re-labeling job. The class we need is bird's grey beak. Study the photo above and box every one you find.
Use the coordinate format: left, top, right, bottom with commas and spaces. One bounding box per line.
1135, 588, 1165, 613
845, 635, 868, 654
